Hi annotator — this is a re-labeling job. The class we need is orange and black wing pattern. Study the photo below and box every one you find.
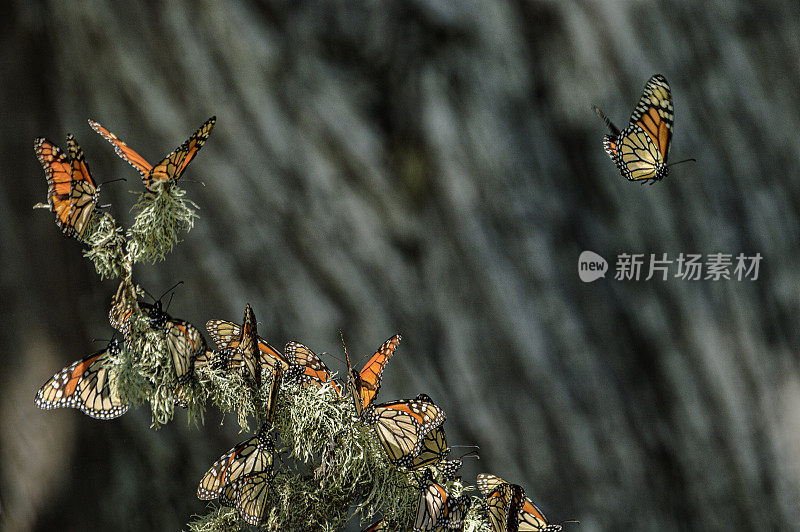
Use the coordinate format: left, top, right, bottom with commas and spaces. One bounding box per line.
34, 136, 99, 237
64, 135, 100, 236
346, 334, 401, 415
285, 341, 341, 394
34, 340, 128, 420
34, 138, 73, 233
89, 116, 215, 191
88, 119, 153, 178
595, 74, 674, 183
477, 473, 563, 532
145, 116, 215, 191
365, 393, 446, 467
197, 428, 274, 500
165, 319, 207, 383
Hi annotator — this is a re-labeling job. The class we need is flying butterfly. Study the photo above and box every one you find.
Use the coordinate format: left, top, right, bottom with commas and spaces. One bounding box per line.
414, 469, 471, 532
477, 473, 571, 532
344, 334, 401, 417
34, 135, 100, 238
207, 304, 291, 386
88, 116, 215, 192
34, 339, 128, 420
284, 341, 341, 394
364, 393, 446, 468
594, 74, 693, 184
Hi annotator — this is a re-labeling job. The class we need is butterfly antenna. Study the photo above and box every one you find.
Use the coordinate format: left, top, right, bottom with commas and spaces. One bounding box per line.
157, 280, 184, 302
90, 337, 112, 344
99, 177, 127, 187
141, 287, 158, 303
665, 158, 697, 168
559, 519, 581, 527
592, 105, 620, 136
319, 350, 345, 365
181, 178, 206, 187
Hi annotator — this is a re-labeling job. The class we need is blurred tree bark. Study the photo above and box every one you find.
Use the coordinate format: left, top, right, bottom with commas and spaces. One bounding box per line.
3, 1, 800, 530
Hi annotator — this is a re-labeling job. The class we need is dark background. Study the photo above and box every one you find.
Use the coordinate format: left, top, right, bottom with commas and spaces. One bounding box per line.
2, 1, 800, 530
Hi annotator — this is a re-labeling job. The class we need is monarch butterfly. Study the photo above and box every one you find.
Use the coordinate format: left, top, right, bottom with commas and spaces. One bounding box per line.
34, 339, 128, 420
477, 473, 567, 532
197, 367, 281, 503
196, 425, 276, 501
594, 74, 693, 184
88, 116, 215, 192
364, 393, 446, 467
414, 469, 471, 532
345, 334, 401, 416
109, 278, 136, 337
34, 135, 100, 238
284, 341, 341, 394
207, 304, 291, 385
165, 319, 207, 383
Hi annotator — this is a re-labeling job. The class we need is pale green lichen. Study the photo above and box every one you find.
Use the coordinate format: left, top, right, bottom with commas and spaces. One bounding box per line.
82, 211, 127, 279
127, 184, 197, 263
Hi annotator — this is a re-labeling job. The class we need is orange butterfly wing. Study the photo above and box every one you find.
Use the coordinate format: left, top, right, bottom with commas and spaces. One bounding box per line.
34, 341, 128, 420
88, 119, 153, 178
285, 341, 341, 394
628, 74, 673, 160
89, 116, 215, 191
348, 334, 401, 414
64, 135, 99, 236
146, 116, 215, 190
34, 138, 74, 232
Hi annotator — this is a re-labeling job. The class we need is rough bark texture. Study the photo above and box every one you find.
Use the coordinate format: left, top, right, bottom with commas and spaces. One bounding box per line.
2, 1, 800, 530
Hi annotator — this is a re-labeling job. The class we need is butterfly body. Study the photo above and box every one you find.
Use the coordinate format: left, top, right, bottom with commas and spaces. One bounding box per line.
595, 74, 674, 184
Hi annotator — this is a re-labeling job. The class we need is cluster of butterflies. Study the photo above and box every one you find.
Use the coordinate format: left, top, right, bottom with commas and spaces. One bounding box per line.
33, 116, 216, 238
594, 74, 693, 183
34, 281, 573, 529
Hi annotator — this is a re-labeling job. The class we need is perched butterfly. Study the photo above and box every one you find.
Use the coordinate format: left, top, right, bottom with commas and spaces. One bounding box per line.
207, 304, 291, 386
34, 135, 100, 238
88, 116, 215, 192
165, 319, 207, 383
197, 425, 276, 501
414, 469, 471, 532
109, 278, 136, 337
345, 334, 401, 417
594, 74, 693, 184
34, 339, 128, 420
284, 341, 341, 394
477, 473, 568, 532
364, 393, 446, 467
198, 368, 282, 524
